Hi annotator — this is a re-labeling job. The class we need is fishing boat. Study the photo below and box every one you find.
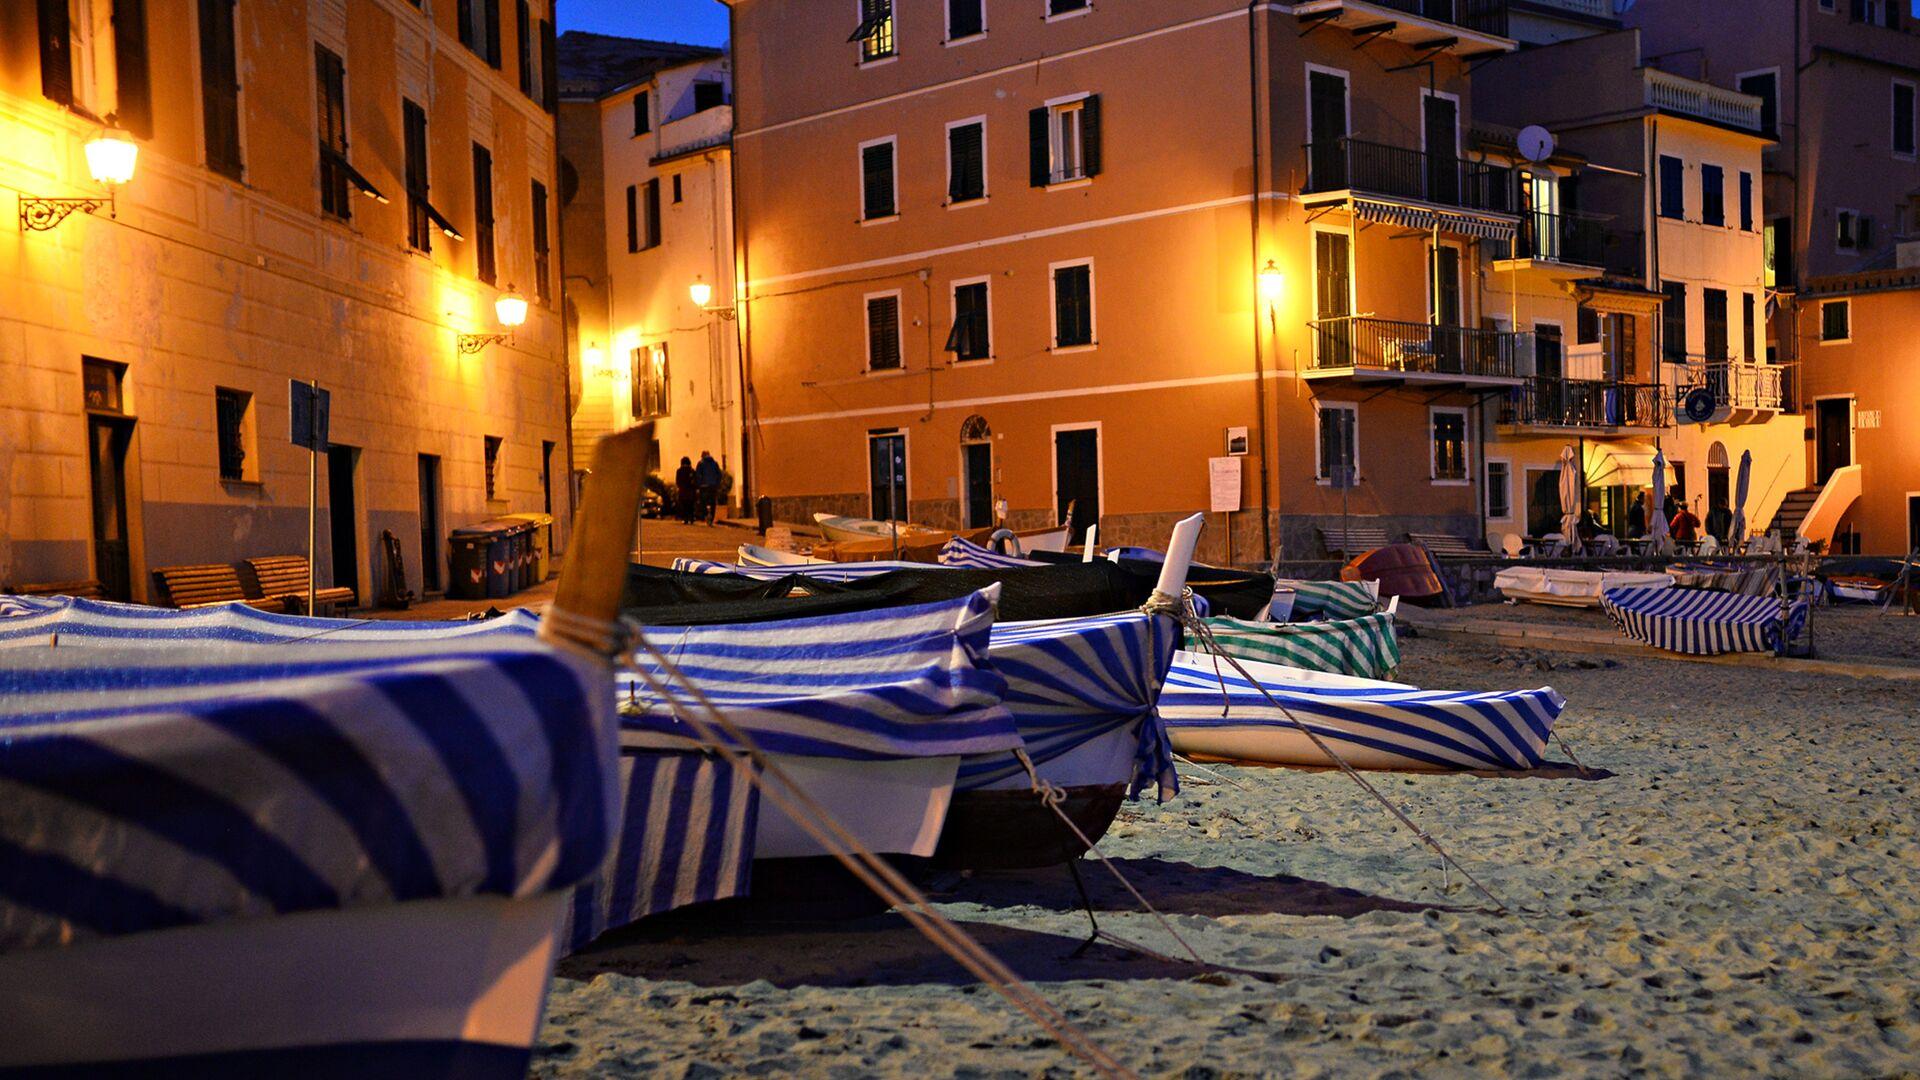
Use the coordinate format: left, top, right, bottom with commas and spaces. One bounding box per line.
737, 542, 828, 567
1827, 574, 1894, 604
1494, 566, 1673, 608
813, 512, 947, 545
1186, 608, 1401, 680
1602, 585, 1810, 656
1160, 650, 1564, 771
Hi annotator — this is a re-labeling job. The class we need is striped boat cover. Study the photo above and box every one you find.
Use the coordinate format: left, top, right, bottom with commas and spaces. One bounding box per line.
0, 595, 65, 618
1186, 612, 1400, 680
959, 611, 1181, 801
621, 591, 1021, 760
1278, 579, 1379, 621
0, 637, 619, 953
0, 596, 541, 645
1160, 657, 1561, 770
671, 557, 953, 580
939, 537, 1045, 569
1666, 562, 1781, 597
565, 749, 757, 952
1602, 586, 1810, 656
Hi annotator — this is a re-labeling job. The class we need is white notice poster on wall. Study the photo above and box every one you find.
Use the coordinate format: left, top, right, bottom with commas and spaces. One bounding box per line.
1208, 456, 1242, 514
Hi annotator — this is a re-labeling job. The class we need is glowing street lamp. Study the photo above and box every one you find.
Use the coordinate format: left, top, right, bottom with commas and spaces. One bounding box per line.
20, 123, 139, 231
1257, 260, 1285, 306
459, 286, 528, 354
689, 279, 713, 308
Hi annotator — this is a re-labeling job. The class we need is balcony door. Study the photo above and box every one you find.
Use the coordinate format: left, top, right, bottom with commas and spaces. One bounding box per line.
1307, 69, 1349, 191
1422, 92, 1460, 205
1815, 399, 1851, 485
1430, 245, 1463, 372
868, 429, 907, 522
1053, 426, 1100, 542
1314, 230, 1353, 368
86, 416, 135, 602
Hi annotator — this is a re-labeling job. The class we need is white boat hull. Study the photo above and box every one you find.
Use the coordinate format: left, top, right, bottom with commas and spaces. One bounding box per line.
0, 891, 569, 1077
754, 753, 959, 858
971, 721, 1140, 791
1172, 725, 1453, 771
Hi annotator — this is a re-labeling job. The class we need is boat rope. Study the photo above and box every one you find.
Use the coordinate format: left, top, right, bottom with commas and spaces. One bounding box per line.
1180, 611, 1512, 916
1549, 728, 1594, 778
621, 623, 1139, 1080
1172, 753, 1253, 792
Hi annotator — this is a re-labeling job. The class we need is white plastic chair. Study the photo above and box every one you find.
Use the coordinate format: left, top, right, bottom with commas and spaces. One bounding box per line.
1499, 533, 1525, 558
1696, 534, 1720, 556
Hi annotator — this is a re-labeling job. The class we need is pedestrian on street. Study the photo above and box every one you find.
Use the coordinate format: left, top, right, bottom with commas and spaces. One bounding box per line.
1670, 501, 1702, 545
674, 456, 698, 524
695, 450, 723, 525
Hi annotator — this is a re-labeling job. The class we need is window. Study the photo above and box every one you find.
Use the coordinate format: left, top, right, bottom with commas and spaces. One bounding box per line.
403, 98, 432, 251
1742, 293, 1758, 360
1767, 216, 1793, 286
484, 435, 502, 502
694, 80, 725, 111
633, 90, 651, 135
1430, 409, 1468, 483
1048, 0, 1090, 16
852, 0, 895, 62
633, 344, 670, 418
472, 144, 495, 284
1837, 208, 1869, 251
1739, 171, 1754, 232
1738, 71, 1778, 135
1658, 155, 1684, 220
1486, 460, 1512, 520
1701, 163, 1725, 227
1896, 80, 1917, 158
947, 119, 986, 203
1316, 402, 1357, 484
531, 179, 550, 302
316, 46, 349, 219
198, 0, 242, 179
1822, 299, 1851, 342
1662, 281, 1688, 362
947, 279, 990, 361
1051, 261, 1095, 349
458, 0, 501, 67
671, 174, 682, 203
625, 184, 637, 252
866, 293, 903, 371
214, 387, 255, 483
628, 178, 660, 250
516, 0, 532, 96
1703, 287, 1729, 360
82, 357, 126, 413
1031, 95, 1101, 185
1605, 312, 1638, 381
38, 0, 152, 133
1851, 0, 1901, 27
860, 137, 897, 220
645, 178, 661, 247
539, 18, 557, 112
1818, 0, 1835, 10
1576, 305, 1601, 346
948, 0, 985, 39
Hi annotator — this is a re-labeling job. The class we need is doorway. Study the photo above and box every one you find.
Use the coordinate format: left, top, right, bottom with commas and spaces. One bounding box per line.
1422, 92, 1460, 205
1306, 69, 1349, 190
1053, 426, 1100, 541
1815, 398, 1851, 485
1908, 495, 1920, 555
1313, 230, 1353, 367
867, 430, 907, 522
86, 415, 134, 601
1431, 245, 1463, 371
960, 416, 994, 529
327, 444, 359, 598
417, 453, 441, 593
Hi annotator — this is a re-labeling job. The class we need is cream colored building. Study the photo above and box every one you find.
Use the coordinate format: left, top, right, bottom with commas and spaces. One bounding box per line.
557, 33, 742, 507
2, 0, 569, 602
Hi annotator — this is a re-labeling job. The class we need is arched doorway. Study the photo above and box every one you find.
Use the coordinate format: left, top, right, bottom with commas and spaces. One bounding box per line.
959, 415, 993, 528
1706, 441, 1732, 540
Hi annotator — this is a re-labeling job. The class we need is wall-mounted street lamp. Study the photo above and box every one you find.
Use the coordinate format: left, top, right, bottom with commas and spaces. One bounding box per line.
1257, 259, 1284, 342
690, 276, 736, 320
457, 286, 528, 354
20, 125, 139, 231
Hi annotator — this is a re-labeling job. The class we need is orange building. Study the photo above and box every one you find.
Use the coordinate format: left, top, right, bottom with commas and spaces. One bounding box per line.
724, 0, 1543, 565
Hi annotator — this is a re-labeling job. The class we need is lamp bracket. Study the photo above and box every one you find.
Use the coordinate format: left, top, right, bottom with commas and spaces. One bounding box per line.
457, 332, 514, 355
19, 195, 114, 231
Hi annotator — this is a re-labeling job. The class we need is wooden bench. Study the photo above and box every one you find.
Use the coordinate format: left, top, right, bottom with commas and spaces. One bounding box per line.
153, 564, 283, 611
1409, 531, 1488, 558
244, 556, 357, 614
1318, 524, 1393, 558
5, 579, 105, 599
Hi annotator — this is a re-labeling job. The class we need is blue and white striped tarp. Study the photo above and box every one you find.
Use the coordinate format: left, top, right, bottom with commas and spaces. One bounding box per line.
621, 590, 1021, 761
0, 636, 619, 953
961, 611, 1181, 802
938, 537, 1045, 569
670, 557, 955, 580
0, 594, 65, 618
566, 749, 756, 952
0, 595, 541, 645
1159, 657, 1561, 770
1602, 585, 1810, 656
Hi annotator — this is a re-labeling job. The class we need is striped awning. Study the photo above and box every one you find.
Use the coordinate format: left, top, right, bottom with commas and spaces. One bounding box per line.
1351, 197, 1516, 241
1186, 612, 1400, 681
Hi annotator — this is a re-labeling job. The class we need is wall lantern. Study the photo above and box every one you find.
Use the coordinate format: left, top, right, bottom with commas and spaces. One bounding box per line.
1257, 260, 1285, 306
690, 276, 736, 320
20, 125, 139, 231
459, 286, 527, 355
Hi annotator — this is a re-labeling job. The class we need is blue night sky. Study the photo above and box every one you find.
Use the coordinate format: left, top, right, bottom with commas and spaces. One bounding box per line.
559, 0, 728, 47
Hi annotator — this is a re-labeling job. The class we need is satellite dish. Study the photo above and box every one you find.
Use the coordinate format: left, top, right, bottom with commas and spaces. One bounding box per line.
1517, 125, 1556, 163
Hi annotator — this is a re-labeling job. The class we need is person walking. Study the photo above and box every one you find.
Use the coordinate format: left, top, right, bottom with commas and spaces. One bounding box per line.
673, 456, 698, 525
1670, 500, 1702, 546
694, 450, 723, 526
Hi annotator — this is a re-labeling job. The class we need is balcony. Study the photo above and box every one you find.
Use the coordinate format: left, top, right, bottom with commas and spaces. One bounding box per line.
1294, 0, 1517, 53
1302, 138, 1510, 213
1501, 377, 1667, 431
1678, 358, 1791, 415
1308, 316, 1529, 385
1644, 68, 1764, 133
1499, 213, 1645, 281
653, 104, 733, 164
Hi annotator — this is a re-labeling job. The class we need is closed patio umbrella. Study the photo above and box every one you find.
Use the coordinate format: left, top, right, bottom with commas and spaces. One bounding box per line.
1648, 449, 1672, 555
1731, 448, 1752, 549
1558, 444, 1583, 556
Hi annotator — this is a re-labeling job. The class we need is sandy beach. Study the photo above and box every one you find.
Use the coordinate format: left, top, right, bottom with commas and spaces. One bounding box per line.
536, 620, 1920, 1078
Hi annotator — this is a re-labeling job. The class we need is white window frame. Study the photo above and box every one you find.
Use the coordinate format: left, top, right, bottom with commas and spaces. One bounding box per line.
1302, 63, 1352, 146
944, 115, 989, 206
1428, 406, 1471, 486
1836, 207, 1860, 251
1048, 257, 1097, 354
1043, 91, 1091, 187
1048, 421, 1104, 532
943, 0, 987, 44
866, 427, 911, 520
1043, 0, 1092, 24
1484, 457, 1514, 522
1308, 222, 1357, 368
1313, 400, 1359, 486
863, 288, 905, 374
854, 0, 898, 66
857, 134, 900, 225
949, 275, 994, 363
1894, 78, 1917, 161
1819, 298, 1852, 345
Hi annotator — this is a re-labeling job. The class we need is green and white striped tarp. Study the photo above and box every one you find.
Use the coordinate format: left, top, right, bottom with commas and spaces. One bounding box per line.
1185, 612, 1400, 680
1278, 579, 1380, 622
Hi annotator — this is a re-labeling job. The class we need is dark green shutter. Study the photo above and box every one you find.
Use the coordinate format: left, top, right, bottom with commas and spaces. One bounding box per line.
644, 178, 661, 248
113, 0, 152, 136
458, 0, 474, 47
948, 123, 982, 201
1029, 107, 1049, 186
38, 0, 72, 106
625, 184, 637, 252
869, 297, 900, 369
516, 0, 531, 95
1081, 94, 1102, 177
540, 19, 558, 112
484, 0, 502, 67
862, 143, 893, 218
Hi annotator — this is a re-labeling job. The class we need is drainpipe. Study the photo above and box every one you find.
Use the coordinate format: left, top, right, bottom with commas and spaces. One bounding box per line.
1246, 0, 1273, 561
726, 1, 754, 510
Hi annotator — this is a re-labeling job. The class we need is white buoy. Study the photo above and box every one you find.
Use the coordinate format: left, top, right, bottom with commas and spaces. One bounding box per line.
1153, 513, 1206, 601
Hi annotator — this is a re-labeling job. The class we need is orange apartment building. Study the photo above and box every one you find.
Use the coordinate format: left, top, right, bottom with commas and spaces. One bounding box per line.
723, 0, 1550, 565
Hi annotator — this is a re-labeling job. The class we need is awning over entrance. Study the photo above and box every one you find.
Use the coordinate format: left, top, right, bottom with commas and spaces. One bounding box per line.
1351, 197, 1516, 242
1584, 441, 1661, 489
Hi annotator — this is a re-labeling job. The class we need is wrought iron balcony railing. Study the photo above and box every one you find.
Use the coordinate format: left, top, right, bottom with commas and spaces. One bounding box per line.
1678, 358, 1791, 412
1302, 138, 1509, 212
1310, 316, 1528, 379
1363, 0, 1513, 35
1501, 377, 1667, 429
1512, 213, 1644, 278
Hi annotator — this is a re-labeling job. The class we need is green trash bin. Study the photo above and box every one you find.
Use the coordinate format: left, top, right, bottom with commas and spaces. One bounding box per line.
502, 512, 555, 582
448, 520, 511, 600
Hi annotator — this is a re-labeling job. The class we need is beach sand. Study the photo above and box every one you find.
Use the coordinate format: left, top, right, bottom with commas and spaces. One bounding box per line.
537, 628, 1920, 1077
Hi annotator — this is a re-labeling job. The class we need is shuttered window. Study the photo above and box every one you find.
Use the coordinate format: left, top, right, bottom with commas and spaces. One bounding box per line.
1739, 171, 1754, 231
1030, 94, 1101, 186
540, 19, 557, 112
948, 0, 984, 39
199, 0, 243, 180
1052, 262, 1093, 349
1317, 405, 1357, 483
316, 45, 350, 220
1821, 300, 1850, 342
948, 121, 985, 202
114, 0, 152, 136
1701, 163, 1724, 227
1896, 81, 1917, 157
472, 144, 495, 284
404, 98, 432, 251
852, 0, 895, 62
37, 0, 73, 106
861, 140, 896, 220
1607, 313, 1638, 380
947, 281, 990, 360
625, 184, 637, 252
1702, 287, 1729, 360
1661, 281, 1687, 362
531, 179, 550, 302
866, 295, 902, 371
643, 178, 661, 249
516, 0, 532, 97
634, 90, 651, 135
215, 387, 252, 482
458, 0, 500, 66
